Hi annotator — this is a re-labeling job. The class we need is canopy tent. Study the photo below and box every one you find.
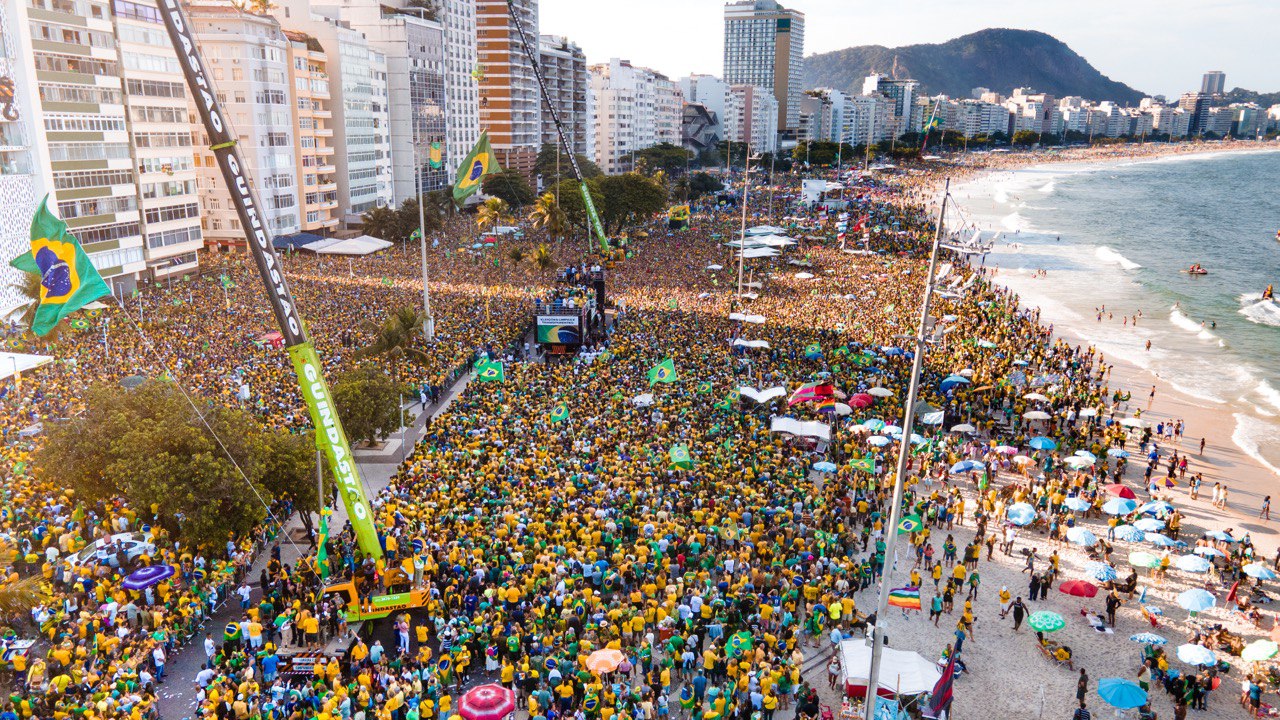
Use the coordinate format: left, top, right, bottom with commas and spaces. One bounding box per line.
745, 225, 787, 236
0, 352, 53, 380
273, 232, 324, 250
489, 226, 521, 236
770, 417, 830, 441
840, 639, 942, 698
303, 235, 394, 255
738, 247, 781, 259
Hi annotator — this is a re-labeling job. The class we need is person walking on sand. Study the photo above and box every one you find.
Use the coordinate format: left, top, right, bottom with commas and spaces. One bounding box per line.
1261, 496, 1270, 522
1011, 597, 1027, 632
1148, 385, 1156, 406
1073, 700, 1092, 720
1199, 437, 1206, 455
1077, 669, 1090, 704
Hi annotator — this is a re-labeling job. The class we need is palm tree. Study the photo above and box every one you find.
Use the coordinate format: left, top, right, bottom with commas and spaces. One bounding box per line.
359, 306, 427, 381
476, 197, 511, 231
7, 273, 63, 342
528, 192, 567, 241
507, 246, 526, 269
532, 244, 555, 278
0, 576, 45, 617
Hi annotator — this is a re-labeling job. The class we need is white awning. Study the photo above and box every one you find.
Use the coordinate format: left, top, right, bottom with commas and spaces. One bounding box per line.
304, 235, 394, 255
738, 247, 780, 259
840, 639, 941, 696
0, 352, 53, 380
770, 417, 830, 441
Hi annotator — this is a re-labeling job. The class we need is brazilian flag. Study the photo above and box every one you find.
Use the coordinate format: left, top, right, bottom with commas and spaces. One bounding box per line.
475, 358, 505, 383
804, 343, 822, 360
10, 196, 110, 336
668, 444, 694, 471
549, 402, 569, 424
219, 273, 235, 289
428, 141, 443, 169
316, 508, 331, 580
849, 456, 876, 474
224, 621, 242, 642
696, 381, 712, 395
648, 358, 677, 386
897, 513, 923, 535
452, 131, 499, 204
679, 686, 695, 710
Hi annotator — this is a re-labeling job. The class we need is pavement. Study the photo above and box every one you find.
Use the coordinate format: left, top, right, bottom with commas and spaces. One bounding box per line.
155, 372, 470, 718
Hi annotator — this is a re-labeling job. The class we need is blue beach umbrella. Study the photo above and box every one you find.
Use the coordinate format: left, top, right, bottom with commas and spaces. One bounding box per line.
812, 461, 838, 474
1006, 503, 1036, 526
1147, 534, 1181, 548
1064, 497, 1091, 512
1137, 501, 1174, 516
1084, 562, 1118, 582
1192, 546, 1224, 558
1244, 562, 1277, 580
1129, 633, 1167, 646
1028, 436, 1057, 450
1175, 644, 1216, 667
1066, 527, 1098, 546
1175, 555, 1211, 573
1206, 530, 1236, 543
868, 436, 891, 447
950, 460, 985, 473
1103, 498, 1137, 515
1107, 448, 1130, 458
1074, 450, 1098, 462
1097, 678, 1148, 709
1133, 518, 1166, 532
1177, 589, 1216, 613
1114, 525, 1145, 542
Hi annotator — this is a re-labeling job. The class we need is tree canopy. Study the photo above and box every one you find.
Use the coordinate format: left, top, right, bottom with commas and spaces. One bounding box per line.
626, 143, 694, 176
535, 143, 603, 187
361, 197, 439, 244
481, 169, 537, 209
333, 364, 411, 447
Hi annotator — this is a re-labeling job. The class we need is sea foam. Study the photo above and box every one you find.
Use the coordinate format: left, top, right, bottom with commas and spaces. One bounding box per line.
1094, 246, 1141, 270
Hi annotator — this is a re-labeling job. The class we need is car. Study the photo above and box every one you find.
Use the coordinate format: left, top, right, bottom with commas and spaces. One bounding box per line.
65, 532, 155, 569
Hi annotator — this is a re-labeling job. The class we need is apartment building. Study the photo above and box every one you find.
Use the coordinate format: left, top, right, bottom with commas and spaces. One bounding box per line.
723, 84, 777, 153
284, 30, 338, 234
537, 34, 588, 157
476, 0, 539, 179
723, 0, 803, 139
589, 58, 684, 174
0, 0, 46, 309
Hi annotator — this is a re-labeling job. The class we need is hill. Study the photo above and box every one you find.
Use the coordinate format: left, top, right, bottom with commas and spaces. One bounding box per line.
803, 28, 1145, 105
1216, 88, 1280, 108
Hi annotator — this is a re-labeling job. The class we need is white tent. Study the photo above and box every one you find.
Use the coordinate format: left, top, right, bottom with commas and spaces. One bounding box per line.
304, 235, 394, 255
840, 639, 941, 697
770, 417, 830, 441
732, 339, 771, 350
728, 312, 766, 324
739, 386, 786, 403
738, 247, 780, 259
0, 352, 53, 380
745, 225, 787, 236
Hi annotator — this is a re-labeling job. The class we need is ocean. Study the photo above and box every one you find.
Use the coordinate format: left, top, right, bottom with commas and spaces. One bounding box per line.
954, 147, 1280, 478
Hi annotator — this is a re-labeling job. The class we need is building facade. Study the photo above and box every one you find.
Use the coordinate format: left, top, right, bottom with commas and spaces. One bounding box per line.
0, 0, 45, 309
723, 83, 777, 153
862, 74, 917, 140
438, 0, 479, 173
476, 0, 539, 179
284, 31, 338, 235
1201, 70, 1225, 96
723, 0, 803, 140
537, 34, 588, 156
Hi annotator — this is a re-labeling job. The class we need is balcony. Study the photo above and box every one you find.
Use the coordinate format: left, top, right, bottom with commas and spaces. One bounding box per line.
313, 108, 332, 119
318, 182, 337, 192
315, 128, 334, 138
317, 164, 337, 174
316, 146, 335, 156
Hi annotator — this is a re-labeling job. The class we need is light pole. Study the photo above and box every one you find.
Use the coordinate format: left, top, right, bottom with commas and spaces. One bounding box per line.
862, 178, 950, 719
734, 142, 754, 309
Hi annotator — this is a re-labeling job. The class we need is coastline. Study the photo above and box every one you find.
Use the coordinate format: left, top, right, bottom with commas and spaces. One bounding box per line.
933, 141, 1280, 555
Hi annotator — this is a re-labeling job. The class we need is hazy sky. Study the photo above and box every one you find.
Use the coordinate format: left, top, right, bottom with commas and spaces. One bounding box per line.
539, 0, 1280, 98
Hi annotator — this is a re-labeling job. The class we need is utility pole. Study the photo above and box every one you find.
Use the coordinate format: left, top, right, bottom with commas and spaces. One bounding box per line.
734, 142, 754, 310
862, 179, 950, 719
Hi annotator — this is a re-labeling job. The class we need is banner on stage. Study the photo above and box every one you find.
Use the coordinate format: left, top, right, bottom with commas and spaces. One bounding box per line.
536, 315, 580, 344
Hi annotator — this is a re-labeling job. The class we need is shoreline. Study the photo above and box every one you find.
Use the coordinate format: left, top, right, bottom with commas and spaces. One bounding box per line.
933, 143, 1280, 555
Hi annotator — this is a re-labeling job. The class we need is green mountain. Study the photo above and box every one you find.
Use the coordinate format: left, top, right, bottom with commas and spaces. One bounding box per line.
1215, 88, 1280, 108
803, 28, 1145, 105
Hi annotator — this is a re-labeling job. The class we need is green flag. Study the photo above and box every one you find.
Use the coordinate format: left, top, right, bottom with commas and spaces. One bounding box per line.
381, 277, 393, 287
10, 196, 110, 336
410, 228, 422, 241
696, 381, 713, 395
452, 131, 499, 204
316, 508, 331, 580
475, 358, 505, 383
668, 298, 678, 310
549, 402, 569, 424
219, 273, 234, 289
849, 456, 876, 474
648, 358, 677, 386
668, 444, 694, 470
897, 513, 923, 535
428, 141, 443, 169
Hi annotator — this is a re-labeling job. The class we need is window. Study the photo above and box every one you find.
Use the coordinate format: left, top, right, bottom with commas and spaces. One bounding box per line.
141, 179, 195, 199
139, 156, 194, 174
146, 225, 202, 249
58, 195, 137, 219
123, 51, 180, 74
53, 169, 135, 190
44, 114, 127, 133
47, 142, 131, 162
129, 105, 186, 124
117, 23, 168, 46
77, 221, 140, 244
126, 79, 185, 99
112, 0, 162, 24
254, 90, 286, 105
134, 132, 192, 148
88, 246, 145, 271
264, 132, 290, 147
34, 52, 118, 76
299, 137, 315, 148
144, 202, 199, 224
40, 83, 123, 105
269, 193, 295, 210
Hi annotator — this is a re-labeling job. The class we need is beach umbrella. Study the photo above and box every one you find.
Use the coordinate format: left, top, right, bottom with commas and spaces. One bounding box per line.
950, 423, 976, 433
1066, 527, 1098, 547
1023, 410, 1051, 421
1074, 450, 1098, 462
939, 374, 970, 392
1175, 555, 1211, 573
1133, 518, 1166, 532
950, 460, 985, 473
1128, 552, 1160, 569
1059, 580, 1098, 598
585, 649, 626, 675
1192, 546, 1224, 558
459, 684, 516, 720
1079, 407, 1099, 417
1206, 530, 1236, 543
1027, 611, 1065, 633
1028, 436, 1057, 450
1023, 392, 1050, 401
1129, 633, 1167, 646
862, 419, 886, 430
976, 339, 997, 349
1242, 640, 1280, 663
812, 461, 838, 474
882, 425, 903, 435
867, 388, 893, 398
868, 436, 890, 447
1102, 498, 1137, 515
1083, 562, 1118, 582
1176, 589, 1216, 613
122, 564, 175, 591
1104, 484, 1137, 499
850, 393, 875, 408
1012, 455, 1034, 465
1063, 456, 1094, 469
1119, 418, 1145, 428
1243, 563, 1277, 580
1107, 448, 1130, 458
1064, 497, 1091, 513
1114, 525, 1145, 542
1006, 503, 1036, 526
1012, 359, 1030, 366
1097, 678, 1148, 709
834, 403, 853, 416
1175, 644, 1216, 667
1137, 500, 1174, 516
993, 444, 1017, 455
1147, 534, 1181, 548
706, 264, 723, 271
632, 394, 655, 408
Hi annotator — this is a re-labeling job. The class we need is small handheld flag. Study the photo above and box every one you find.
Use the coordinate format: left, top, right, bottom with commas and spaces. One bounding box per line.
549, 402, 569, 424
897, 513, 923, 535
848, 456, 876, 474
475, 358, 505, 383
668, 444, 694, 470
10, 196, 110, 336
887, 586, 922, 610
648, 358, 678, 385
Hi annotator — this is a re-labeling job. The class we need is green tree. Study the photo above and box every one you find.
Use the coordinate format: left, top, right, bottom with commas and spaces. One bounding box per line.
598, 173, 667, 235
532, 244, 555, 277
507, 245, 526, 269
550, 178, 607, 235
258, 430, 322, 535
1012, 130, 1039, 146
476, 197, 512, 231
36, 381, 292, 549
627, 143, 693, 176
333, 364, 410, 446
528, 192, 568, 241
688, 172, 724, 200
359, 306, 426, 381
7, 272, 65, 342
535, 142, 603, 187
481, 169, 536, 208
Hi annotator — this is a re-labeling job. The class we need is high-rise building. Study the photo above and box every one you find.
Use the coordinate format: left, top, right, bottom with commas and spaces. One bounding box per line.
477, 0, 540, 180
681, 103, 721, 158
723, 0, 804, 140
0, 0, 46, 309
862, 74, 918, 139
1178, 92, 1210, 135
678, 74, 729, 124
284, 31, 338, 235
589, 58, 684, 174
189, 5, 300, 250
1201, 70, 1226, 96
271, 3, 394, 219
437, 0, 480, 173
537, 34, 588, 157
723, 84, 777, 153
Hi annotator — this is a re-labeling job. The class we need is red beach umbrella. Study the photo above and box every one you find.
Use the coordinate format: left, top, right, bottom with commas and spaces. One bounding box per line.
460, 684, 515, 720
1104, 484, 1137, 500
850, 393, 875, 409
1059, 580, 1098, 598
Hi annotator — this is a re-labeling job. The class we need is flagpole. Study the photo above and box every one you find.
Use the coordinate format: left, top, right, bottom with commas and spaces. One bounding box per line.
418, 144, 434, 340
862, 178, 949, 720
735, 141, 753, 309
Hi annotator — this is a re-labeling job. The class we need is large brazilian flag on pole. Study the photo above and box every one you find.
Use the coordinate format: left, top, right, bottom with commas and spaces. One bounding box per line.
10, 196, 110, 336
453, 131, 500, 205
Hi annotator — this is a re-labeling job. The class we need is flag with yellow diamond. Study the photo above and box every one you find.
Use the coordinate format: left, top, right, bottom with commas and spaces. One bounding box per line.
648, 358, 677, 386
10, 196, 110, 336
453, 131, 499, 204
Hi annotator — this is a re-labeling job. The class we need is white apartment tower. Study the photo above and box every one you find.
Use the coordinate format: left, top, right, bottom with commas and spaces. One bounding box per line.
0, 0, 45, 309
723, 0, 803, 140
589, 58, 683, 174
537, 34, 589, 157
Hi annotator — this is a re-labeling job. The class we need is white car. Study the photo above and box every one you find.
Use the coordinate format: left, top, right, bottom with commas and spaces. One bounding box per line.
66, 532, 156, 569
